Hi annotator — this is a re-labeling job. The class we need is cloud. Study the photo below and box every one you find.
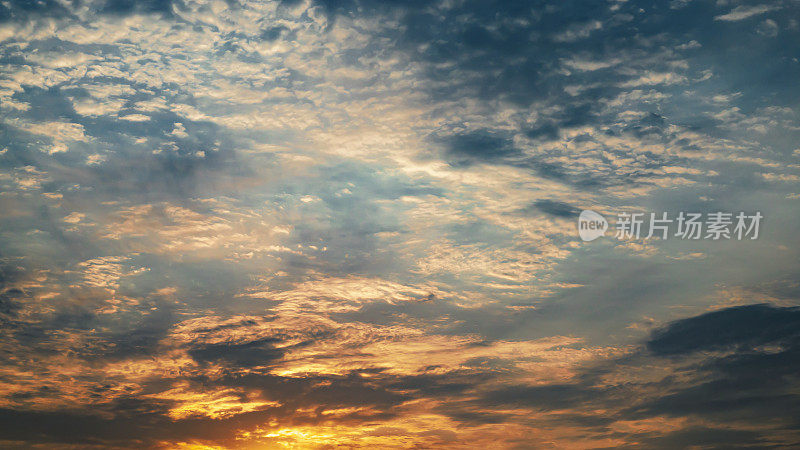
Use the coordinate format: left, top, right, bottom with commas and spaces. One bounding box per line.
439, 129, 518, 165
647, 304, 800, 355
0, 0, 72, 23
714, 5, 777, 22
99, 0, 184, 16
1, 0, 800, 447
187, 337, 288, 367
529, 199, 581, 218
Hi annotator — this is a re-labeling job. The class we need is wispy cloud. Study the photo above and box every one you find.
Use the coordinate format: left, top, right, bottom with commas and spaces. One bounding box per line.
714, 5, 777, 22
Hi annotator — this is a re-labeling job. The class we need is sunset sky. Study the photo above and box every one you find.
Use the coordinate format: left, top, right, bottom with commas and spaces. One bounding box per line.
1, 0, 800, 448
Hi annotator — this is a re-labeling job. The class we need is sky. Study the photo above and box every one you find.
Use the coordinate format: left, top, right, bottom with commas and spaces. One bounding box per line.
1, 0, 800, 448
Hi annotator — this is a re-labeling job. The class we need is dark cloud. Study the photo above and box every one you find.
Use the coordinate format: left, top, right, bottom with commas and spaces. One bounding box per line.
0, 264, 27, 319
432, 304, 800, 446
260, 25, 289, 41
436, 129, 519, 166
623, 305, 800, 434
188, 337, 288, 367
0, 0, 74, 23
529, 199, 581, 218
647, 304, 800, 355
100, 0, 186, 17
631, 426, 771, 450
0, 0, 188, 24
478, 383, 607, 411
0, 289, 22, 317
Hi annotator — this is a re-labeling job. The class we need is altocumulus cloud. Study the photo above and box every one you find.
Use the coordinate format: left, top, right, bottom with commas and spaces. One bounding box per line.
0, 0, 799, 448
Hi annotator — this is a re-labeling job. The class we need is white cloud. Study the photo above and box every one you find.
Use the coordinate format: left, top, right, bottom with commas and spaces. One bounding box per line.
714, 5, 776, 21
